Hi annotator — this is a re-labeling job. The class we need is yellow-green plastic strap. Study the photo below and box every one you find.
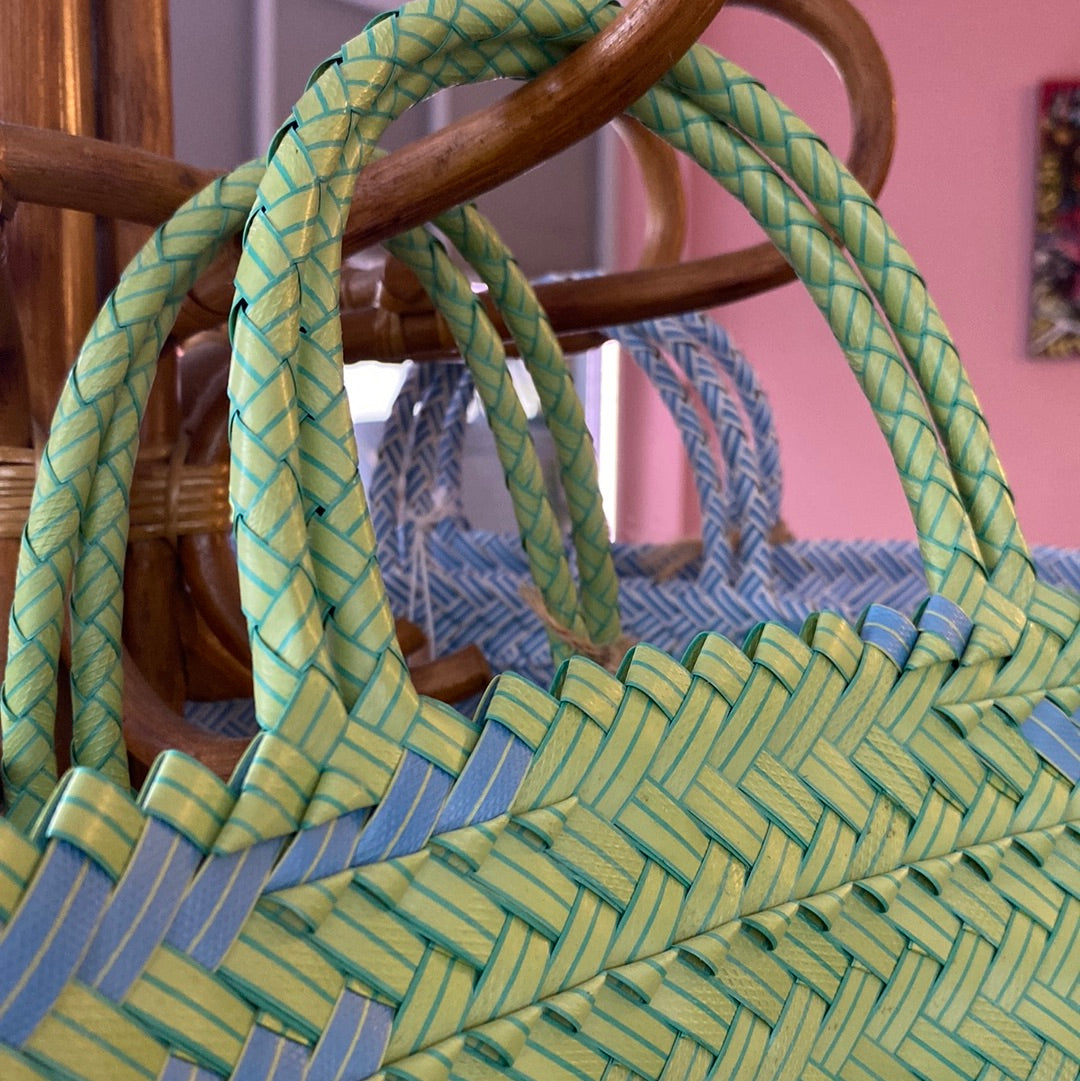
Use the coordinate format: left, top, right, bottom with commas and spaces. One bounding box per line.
350, 9, 1001, 624
0, 164, 264, 826
13, 2, 618, 804
5, 0, 1020, 817
235, 0, 976, 769
285, 3, 625, 678
384, 222, 586, 664
350, 14, 998, 626
362, 11, 996, 619
620, 86, 986, 611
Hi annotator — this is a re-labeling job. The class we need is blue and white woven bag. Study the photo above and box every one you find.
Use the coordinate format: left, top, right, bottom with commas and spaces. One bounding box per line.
372, 310, 1080, 694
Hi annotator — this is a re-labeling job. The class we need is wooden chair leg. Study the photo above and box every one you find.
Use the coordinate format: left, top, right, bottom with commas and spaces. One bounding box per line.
0, 0, 98, 435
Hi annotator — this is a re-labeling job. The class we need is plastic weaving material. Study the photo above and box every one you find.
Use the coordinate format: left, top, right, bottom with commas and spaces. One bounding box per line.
0, 0, 1076, 1078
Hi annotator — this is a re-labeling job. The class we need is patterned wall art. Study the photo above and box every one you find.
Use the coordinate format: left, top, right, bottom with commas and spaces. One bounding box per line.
1029, 80, 1080, 356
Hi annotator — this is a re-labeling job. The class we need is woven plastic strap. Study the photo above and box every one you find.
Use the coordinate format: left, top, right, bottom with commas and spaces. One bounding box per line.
380, 221, 595, 667
434, 203, 619, 646
371, 46, 1025, 632
675, 60, 1028, 600
0, 162, 265, 816
628, 61, 1032, 611
0, 23, 620, 818
365, 190, 626, 663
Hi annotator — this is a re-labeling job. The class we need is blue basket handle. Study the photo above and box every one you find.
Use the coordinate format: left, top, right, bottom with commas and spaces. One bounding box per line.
374, 310, 785, 602
608, 313, 783, 587
370, 362, 471, 560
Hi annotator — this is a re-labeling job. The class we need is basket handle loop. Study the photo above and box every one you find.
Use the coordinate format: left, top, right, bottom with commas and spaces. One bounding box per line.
2, 0, 1033, 825
229, 4, 1028, 768
644, 53, 1032, 605
609, 314, 782, 594
1, 164, 265, 823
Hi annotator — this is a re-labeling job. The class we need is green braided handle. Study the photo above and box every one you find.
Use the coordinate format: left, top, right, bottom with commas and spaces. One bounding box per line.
619, 67, 1039, 641
425, 203, 621, 648
0, 165, 263, 822
382, 206, 620, 654
1, 0, 1038, 823
671, 58, 1029, 597
229, 0, 1021, 764
0, 0, 631, 823
347, 0, 1033, 628
347, 9, 1033, 637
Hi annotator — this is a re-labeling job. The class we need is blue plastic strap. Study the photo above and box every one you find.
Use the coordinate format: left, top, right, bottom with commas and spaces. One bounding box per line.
350, 751, 453, 866
79, 818, 202, 1000
165, 837, 282, 969
0, 842, 111, 1046
436, 722, 533, 833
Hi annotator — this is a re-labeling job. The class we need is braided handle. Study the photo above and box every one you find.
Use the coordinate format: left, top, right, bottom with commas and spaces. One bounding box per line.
369, 363, 472, 549
1, 164, 264, 823
2, 0, 1033, 824
386, 203, 620, 649
609, 313, 783, 593
630, 58, 1035, 629
1, 0, 629, 820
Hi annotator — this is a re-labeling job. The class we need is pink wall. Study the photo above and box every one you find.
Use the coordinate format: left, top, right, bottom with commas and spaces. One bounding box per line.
616, 1, 1080, 549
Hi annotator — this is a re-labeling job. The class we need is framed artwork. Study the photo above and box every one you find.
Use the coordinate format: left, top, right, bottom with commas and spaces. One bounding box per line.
1029, 80, 1080, 356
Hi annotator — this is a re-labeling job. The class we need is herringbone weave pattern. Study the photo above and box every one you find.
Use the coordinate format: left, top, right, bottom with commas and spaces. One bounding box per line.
1, 622, 1077, 1078
0, 0, 1075, 1078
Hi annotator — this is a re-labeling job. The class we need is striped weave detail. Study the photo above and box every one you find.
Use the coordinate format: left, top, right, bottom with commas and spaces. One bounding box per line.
0, 613, 1075, 1078
626, 80, 994, 623
382, 223, 590, 664
226, 0, 621, 766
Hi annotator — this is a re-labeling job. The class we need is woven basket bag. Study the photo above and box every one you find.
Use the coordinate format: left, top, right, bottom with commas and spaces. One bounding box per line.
612, 314, 1080, 703
1, 1, 1077, 1078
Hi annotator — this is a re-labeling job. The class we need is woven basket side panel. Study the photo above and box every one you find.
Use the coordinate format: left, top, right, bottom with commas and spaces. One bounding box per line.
0, 618, 1076, 1078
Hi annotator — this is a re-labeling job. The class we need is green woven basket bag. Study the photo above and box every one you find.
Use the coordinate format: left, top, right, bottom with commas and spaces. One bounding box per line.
1, 1, 1077, 1078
